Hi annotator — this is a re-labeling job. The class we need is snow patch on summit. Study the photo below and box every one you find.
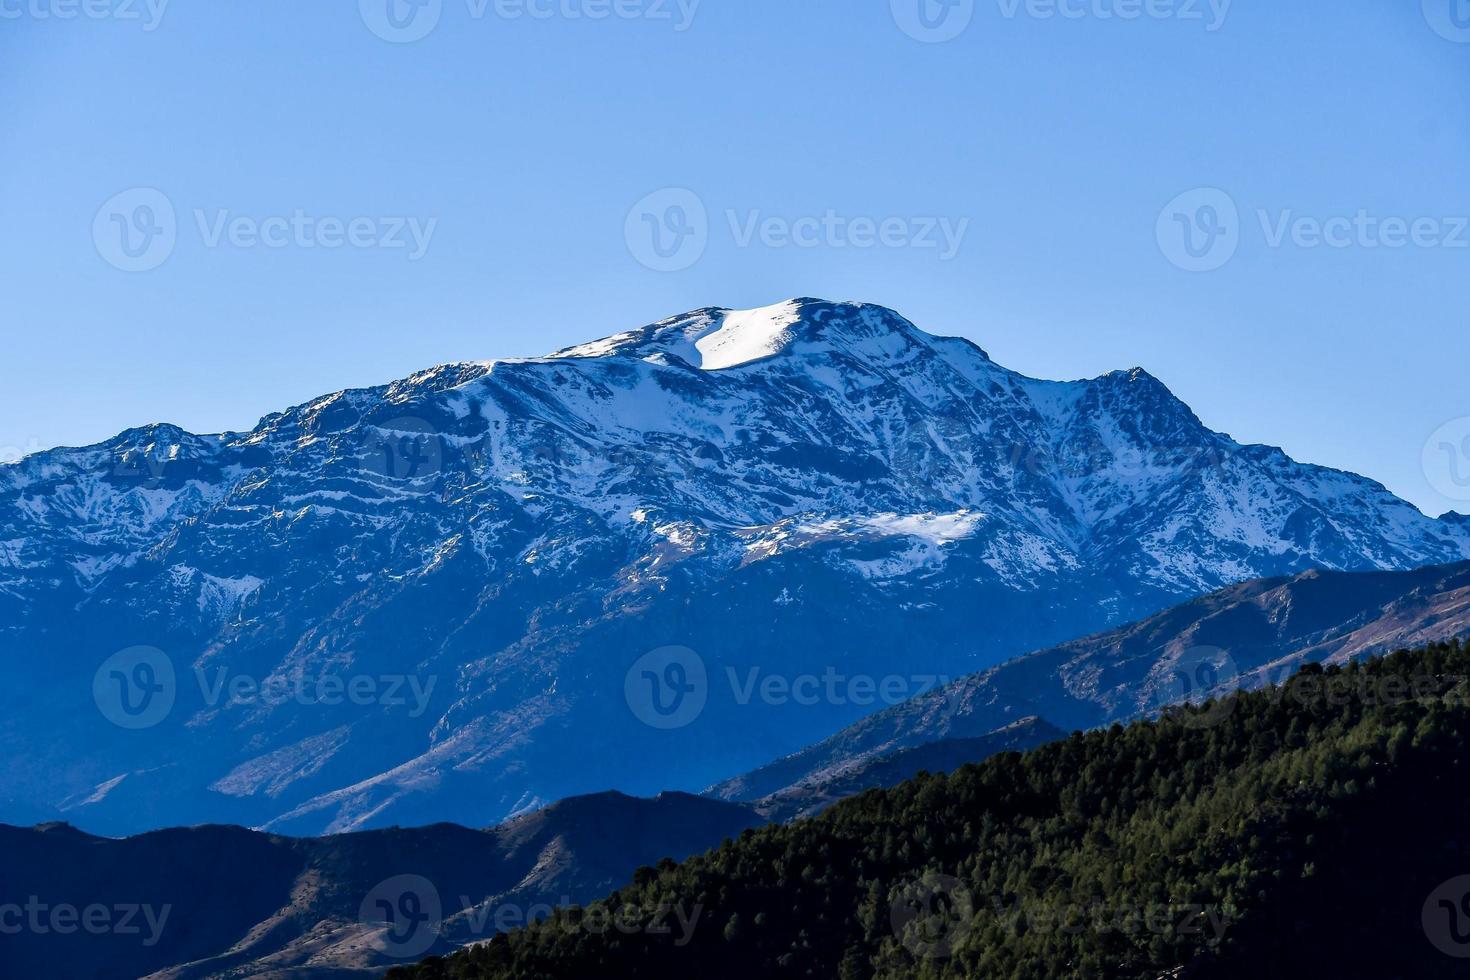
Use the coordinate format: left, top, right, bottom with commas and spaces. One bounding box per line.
692, 301, 803, 370
545, 299, 805, 370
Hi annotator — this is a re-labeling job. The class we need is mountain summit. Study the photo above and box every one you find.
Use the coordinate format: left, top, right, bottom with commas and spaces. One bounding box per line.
2, 299, 1466, 835
551, 298, 960, 371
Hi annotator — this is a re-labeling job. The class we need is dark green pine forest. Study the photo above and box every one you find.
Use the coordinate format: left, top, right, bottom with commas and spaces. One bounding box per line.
389, 640, 1470, 979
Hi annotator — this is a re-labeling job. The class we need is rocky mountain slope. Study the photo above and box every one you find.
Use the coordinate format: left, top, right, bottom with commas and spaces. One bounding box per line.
711, 559, 1470, 804
0, 791, 761, 980
3, 298, 1466, 835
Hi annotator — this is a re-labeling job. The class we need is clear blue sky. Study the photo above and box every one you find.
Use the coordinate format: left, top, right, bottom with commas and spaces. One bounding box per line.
3, 1, 1468, 515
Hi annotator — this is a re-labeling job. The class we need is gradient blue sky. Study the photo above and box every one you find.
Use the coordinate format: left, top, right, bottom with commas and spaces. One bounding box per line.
3, 0, 1468, 515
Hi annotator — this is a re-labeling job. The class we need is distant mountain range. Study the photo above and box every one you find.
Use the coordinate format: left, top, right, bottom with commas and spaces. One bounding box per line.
711, 559, 1470, 804
0, 791, 761, 980
4, 298, 1467, 836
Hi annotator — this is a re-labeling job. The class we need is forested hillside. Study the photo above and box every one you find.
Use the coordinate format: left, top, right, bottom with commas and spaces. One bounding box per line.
388, 641, 1470, 979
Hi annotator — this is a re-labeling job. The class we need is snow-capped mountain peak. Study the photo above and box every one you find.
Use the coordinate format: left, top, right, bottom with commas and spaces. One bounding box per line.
553, 298, 807, 369
549, 297, 953, 372
2, 298, 1467, 837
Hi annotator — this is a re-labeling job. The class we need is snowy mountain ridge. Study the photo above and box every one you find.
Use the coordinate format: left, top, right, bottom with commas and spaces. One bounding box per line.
8, 298, 1459, 602
2, 297, 1465, 835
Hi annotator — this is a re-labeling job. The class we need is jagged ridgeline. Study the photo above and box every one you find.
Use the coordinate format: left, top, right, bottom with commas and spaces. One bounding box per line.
388, 641, 1470, 979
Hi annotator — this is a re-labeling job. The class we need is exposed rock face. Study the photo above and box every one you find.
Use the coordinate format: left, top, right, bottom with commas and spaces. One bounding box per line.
710, 560, 1470, 803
